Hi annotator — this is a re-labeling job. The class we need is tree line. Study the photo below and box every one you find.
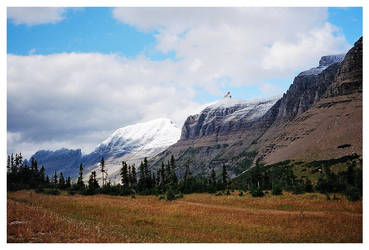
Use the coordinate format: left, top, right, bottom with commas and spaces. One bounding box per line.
7, 152, 362, 201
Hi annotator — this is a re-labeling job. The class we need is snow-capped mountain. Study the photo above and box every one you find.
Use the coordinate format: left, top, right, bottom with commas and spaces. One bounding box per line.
30, 118, 181, 182
298, 54, 345, 76
181, 95, 281, 140
83, 118, 181, 182
95, 118, 180, 156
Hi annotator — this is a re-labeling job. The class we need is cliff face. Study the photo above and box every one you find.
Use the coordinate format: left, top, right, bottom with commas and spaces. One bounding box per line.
269, 56, 343, 124
326, 37, 362, 97
180, 97, 280, 140
258, 37, 362, 164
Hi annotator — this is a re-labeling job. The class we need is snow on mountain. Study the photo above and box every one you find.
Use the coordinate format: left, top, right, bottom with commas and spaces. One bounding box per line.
83, 118, 181, 183
181, 95, 281, 140
29, 118, 181, 183
95, 118, 180, 154
298, 54, 346, 77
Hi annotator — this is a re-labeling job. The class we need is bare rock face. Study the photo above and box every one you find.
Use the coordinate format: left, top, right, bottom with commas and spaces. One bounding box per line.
180, 97, 280, 141
326, 37, 362, 97
258, 37, 362, 164
269, 56, 343, 124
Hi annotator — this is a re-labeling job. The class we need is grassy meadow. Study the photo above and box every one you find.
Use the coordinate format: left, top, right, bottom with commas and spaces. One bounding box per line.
7, 190, 362, 243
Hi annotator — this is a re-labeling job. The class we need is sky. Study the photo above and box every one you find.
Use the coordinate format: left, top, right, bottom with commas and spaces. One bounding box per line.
7, 7, 363, 158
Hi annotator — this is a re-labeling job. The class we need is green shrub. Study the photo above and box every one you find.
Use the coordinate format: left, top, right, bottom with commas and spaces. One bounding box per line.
165, 187, 176, 201
272, 184, 282, 195
43, 188, 60, 195
68, 190, 77, 195
251, 187, 264, 197
345, 186, 361, 201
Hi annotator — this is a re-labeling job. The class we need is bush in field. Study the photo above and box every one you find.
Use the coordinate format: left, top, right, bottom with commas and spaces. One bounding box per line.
251, 186, 264, 197
42, 188, 60, 195
292, 183, 305, 194
165, 186, 176, 201
304, 179, 314, 192
272, 184, 282, 195
345, 186, 361, 201
68, 190, 77, 195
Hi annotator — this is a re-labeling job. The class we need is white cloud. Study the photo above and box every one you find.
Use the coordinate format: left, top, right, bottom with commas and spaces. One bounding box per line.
259, 83, 283, 96
113, 7, 350, 87
7, 53, 203, 158
8, 7, 67, 26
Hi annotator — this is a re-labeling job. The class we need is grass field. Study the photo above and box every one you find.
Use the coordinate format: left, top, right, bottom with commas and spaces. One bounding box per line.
7, 190, 362, 243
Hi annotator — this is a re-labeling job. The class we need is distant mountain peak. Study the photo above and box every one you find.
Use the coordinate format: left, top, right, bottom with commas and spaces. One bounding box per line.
298, 53, 346, 77
96, 118, 180, 153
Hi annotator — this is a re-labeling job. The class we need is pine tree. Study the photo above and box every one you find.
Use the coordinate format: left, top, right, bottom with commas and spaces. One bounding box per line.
120, 161, 129, 187
7, 155, 10, 171
59, 172, 65, 189
131, 165, 137, 186
88, 171, 99, 191
66, 176, 71, 188
138, 161, 145, 189
53, 171, 58, 187
40, 166, 46, 183
160, 162, 165, 185
165, 161, 171, 184
222, 164, 228, 189
128, 165, 132, 186
169, 156, 178, 185
100, 157, 106, 187
77, 163, 84, 189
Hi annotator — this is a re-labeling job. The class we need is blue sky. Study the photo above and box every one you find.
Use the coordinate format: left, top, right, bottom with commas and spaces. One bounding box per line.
7, 7, 363, 157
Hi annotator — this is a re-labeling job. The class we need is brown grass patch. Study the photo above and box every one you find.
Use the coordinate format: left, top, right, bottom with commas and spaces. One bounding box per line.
7, 190, 362, 243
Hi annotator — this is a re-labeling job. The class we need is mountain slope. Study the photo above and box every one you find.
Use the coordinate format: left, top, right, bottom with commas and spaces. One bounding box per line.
151, 96, 281, 178
83, 118, 181, 182
30, 118, 181, 181
258, 37, 362, 164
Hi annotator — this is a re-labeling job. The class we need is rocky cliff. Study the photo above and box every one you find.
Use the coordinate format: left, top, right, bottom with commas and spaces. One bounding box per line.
257, 37, 362, 164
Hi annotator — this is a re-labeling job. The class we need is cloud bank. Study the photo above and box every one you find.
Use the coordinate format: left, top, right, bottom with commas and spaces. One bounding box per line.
8, 7, 67, 26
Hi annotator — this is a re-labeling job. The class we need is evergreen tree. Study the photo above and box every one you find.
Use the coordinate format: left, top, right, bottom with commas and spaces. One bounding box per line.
222, 164, 228, 189
66, 176, 71, 188
59, 172, 65, 189
128, 165, 132, 186
120, 161, 129, 187
160, 162, 165, 185
88, 171, 99, 191
39, 166, 46, 183
53, 171, 58, 187
100, 157, 106, 187
77, 163, 84, 190
138, 161, 145, 189
131, 165, 137, 186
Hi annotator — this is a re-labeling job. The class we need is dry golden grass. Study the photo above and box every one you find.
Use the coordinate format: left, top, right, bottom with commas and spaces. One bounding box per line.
7, 190, 362, 243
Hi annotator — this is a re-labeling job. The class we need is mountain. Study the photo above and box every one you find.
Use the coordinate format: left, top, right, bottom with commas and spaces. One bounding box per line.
150, 96, 281, 178
30, 148, 82, 178
82, 118, 181, 182
30, 118, 181, 181
152, 38, 362, 178
257, 37, 362, 164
